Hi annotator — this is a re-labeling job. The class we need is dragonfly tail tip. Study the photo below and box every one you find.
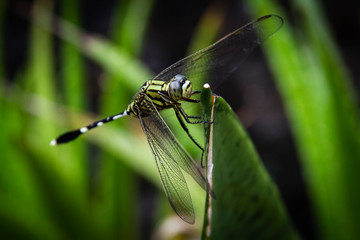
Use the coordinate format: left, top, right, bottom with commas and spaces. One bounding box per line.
49, 139, 57, 146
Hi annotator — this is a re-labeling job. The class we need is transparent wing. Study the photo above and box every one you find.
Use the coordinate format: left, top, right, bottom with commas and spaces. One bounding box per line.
153, 15, 283, 91
137, 96, 208, 224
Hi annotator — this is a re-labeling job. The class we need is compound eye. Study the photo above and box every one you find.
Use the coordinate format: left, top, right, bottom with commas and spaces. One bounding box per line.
175, 74, 186, 83
169, 81, 182, 100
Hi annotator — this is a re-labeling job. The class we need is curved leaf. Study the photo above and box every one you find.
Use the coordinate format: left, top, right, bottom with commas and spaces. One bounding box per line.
201, 86, 299, 240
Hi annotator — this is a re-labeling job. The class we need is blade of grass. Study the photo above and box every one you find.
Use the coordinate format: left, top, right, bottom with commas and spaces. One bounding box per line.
60, 0, 85, 110
115, 0, 154, 57
58, 0, 88, 205
291, 2, 360, 238
245, 1, 360, 239
96, 0, 154, 237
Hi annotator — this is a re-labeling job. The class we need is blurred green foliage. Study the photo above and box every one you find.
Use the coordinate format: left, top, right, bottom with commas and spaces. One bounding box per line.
246, 0, 360, 239
0, 0, 359, 239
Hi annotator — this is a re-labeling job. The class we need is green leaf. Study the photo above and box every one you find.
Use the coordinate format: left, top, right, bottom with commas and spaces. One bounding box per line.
201, 86, 299, 240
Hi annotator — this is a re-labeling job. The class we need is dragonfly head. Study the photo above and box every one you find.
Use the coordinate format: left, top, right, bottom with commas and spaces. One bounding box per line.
168, 74, 192, 101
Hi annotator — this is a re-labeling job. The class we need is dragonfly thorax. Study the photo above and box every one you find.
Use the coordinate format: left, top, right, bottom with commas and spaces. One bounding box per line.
168, 74, 192, 101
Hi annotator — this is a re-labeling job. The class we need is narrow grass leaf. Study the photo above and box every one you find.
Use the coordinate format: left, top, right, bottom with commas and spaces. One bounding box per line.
245, 1, 360, 239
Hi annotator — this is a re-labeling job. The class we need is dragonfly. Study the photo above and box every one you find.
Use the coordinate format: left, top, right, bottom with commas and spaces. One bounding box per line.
50, 14, 283, 224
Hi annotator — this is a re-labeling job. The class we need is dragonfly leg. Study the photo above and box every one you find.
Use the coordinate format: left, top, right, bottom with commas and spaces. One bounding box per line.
182, 97, 200, 103
173, 107, 204, 152
173, 106, 208, 168
158, 92, 202, 121
175, 105, 213, 167
190, 90, 201, 95
182, 91, 201, 103
176, 104, 210, 124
